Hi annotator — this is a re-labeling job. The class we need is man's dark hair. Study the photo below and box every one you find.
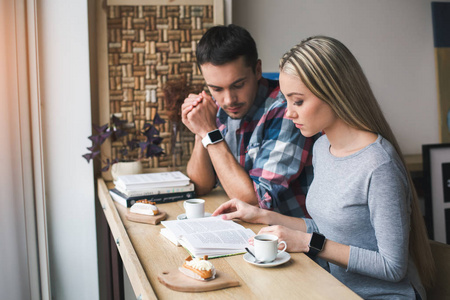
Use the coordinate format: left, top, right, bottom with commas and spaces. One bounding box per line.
196, 24, 258, 71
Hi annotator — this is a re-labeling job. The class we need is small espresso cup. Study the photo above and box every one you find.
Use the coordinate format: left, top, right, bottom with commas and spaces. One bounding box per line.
253, 234, 287, 263
183, 199, 205, 219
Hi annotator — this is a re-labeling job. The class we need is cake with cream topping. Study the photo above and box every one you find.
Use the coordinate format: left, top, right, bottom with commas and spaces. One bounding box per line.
130, 201, 159, 215
179, 256, 216, 281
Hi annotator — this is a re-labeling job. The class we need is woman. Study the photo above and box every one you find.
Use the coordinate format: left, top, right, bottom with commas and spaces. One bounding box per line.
212, 36, 434, 299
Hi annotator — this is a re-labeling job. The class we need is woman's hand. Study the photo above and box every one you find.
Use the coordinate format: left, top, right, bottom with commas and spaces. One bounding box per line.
252, 225, 311, 253
212, 198, 265, 224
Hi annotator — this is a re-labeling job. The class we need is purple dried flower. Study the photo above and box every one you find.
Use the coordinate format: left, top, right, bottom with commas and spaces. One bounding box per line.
83, 112, 165, 169
153, 113, 166, 125
82, 150, 100, 163
93, 123, 109, 134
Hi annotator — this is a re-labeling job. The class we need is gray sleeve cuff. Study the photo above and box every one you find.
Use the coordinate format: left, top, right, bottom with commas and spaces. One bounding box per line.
302, 217, 319, 233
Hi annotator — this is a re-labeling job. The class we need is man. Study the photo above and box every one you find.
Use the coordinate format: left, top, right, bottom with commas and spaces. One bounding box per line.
181, 24, 318, 217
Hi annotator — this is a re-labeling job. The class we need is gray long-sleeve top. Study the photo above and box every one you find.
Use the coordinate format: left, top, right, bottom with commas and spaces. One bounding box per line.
304, 135, 424, 299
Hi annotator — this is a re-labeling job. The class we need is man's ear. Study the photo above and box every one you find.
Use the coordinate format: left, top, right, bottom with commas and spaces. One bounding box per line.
255, 59, 262, 80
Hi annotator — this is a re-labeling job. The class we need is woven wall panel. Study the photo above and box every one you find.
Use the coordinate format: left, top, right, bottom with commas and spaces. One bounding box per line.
107, 5, 212, 169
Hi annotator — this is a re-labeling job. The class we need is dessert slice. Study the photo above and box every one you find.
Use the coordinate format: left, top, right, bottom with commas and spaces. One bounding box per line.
179, 256, 216, 281
130, 201, 159, 215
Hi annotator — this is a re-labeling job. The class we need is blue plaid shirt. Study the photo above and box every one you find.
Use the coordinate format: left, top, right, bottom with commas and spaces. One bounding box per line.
217, 78, 318, 218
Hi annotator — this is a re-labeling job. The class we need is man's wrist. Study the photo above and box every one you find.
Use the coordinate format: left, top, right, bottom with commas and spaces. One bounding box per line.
202, 129, 223, 148
198, 127, 218, 139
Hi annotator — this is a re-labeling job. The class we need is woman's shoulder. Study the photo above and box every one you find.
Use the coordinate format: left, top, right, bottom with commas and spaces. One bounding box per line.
371, 135, 400, 162
367, 135, 407, 175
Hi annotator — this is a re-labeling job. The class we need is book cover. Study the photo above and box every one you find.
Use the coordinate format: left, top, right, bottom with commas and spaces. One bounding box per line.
116, 171, 191, 190
160, 217, 255, 258
115, 182, 195, 197
109, 189, 196, 208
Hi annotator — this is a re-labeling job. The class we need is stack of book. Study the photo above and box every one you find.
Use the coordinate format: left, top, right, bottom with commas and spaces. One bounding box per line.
109, 171, 196, 207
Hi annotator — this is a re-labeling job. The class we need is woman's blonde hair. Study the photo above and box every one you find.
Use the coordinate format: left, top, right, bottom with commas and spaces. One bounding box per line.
279, 36, 435, 288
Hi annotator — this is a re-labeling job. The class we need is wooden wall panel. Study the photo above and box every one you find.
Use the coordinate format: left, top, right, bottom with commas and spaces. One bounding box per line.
100, 3, 222, 173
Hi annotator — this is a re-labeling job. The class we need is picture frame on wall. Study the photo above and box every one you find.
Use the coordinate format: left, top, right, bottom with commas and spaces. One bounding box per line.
423, 143, 450, 244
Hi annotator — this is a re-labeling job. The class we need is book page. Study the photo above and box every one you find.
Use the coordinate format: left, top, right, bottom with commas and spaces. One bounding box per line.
161, 216, 243, 238
182, 228, 255, 250
160, 228, 180, 246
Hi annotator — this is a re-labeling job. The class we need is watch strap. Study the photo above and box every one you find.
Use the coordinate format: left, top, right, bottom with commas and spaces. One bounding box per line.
307, 232, 326, 258
201, 129, 223, 148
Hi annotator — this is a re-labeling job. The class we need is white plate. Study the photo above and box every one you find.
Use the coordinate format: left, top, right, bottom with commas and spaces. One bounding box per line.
243, 251, 291, 267
177, 212, 212, 220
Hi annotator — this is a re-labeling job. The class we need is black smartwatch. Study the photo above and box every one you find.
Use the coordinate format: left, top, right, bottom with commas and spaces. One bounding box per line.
202, 129, 224, 148
307, 232, 326, 258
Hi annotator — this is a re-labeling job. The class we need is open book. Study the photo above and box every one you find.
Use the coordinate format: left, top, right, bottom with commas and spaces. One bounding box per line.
160, 216, 255, 258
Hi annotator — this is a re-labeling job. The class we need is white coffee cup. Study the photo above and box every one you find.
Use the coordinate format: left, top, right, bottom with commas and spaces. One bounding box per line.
254, 234, 287, 263
183, 199, 205, 219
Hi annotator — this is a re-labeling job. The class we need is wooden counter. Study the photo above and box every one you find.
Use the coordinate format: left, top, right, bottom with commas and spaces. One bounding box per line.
97, 178, 361, 300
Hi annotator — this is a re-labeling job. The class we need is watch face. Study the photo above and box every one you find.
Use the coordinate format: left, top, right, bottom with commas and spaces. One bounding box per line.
310, 232, 326, 250
208, 130, 223, 143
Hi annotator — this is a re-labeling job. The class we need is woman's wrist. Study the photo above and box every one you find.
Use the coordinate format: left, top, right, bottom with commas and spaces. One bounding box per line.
303, 232, 312, 253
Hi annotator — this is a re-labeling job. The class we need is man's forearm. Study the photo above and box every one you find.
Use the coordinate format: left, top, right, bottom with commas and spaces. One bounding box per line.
206, 140, 258, 205
186, 136, 217, 196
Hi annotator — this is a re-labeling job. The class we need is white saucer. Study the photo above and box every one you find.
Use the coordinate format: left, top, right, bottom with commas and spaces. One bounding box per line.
243, 251, 291, 267
177, 212, 212, 220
